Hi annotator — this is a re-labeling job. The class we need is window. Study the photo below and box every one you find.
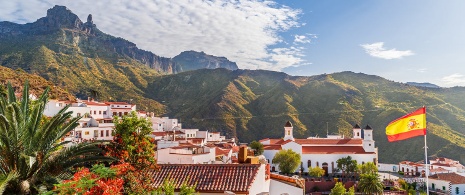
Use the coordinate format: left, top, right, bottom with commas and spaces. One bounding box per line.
106, 130, 109, 137
77, 113, 81, 117
58, 103, 63, 107
307, 160, 311, 167
456, 187, 460, 194
443, 186, 446, 191
99, 111, 102, 114
287, 130, 290, 135
94, 111, 96, 115
101, 131, 104, 137
103, 111, 106, 115
357, 132, 359, 136
85, 131, 89, 135
369, 144, 372, 146
209, 135, 212, 137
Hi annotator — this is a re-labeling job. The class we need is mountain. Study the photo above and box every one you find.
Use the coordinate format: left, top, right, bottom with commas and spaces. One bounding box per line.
0, 66, 74, 100
145, 69, 465, 163
1, 5, 465, 164
173, 51, 238, 72
0, 5, 236, 113
406, 82, 441, 88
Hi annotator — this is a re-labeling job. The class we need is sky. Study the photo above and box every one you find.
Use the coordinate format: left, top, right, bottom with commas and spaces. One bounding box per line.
1, 0, 465, 87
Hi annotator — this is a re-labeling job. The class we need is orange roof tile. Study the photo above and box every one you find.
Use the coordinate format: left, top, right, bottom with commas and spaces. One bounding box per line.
152, 132, 167, 136
215, 147, 231, 156
295, 138, 362, 145
302, 146, 374, 154
429, 173, 465, 184
150, 164, 261, 192
263, 145, 282, 150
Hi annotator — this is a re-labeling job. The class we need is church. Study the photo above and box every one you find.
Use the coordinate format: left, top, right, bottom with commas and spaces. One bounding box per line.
260, 121, 378, 174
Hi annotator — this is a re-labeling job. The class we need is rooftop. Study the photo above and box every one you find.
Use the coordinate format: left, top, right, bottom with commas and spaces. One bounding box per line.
149, 164, 261, 193
429, 173, 465, 184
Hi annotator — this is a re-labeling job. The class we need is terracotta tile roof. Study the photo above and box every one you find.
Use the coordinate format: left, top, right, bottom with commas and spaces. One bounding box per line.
186, 138, 204, 144
274, 139, 293, 145
215, 147, 231, 156
82, 101, 108, 106
429, 167, 450, 173
259, 138, 270, 142
302, 146, 374, 154
105, 101, 131, 105
429, 173, 465, 184
263, 145, 282, 150
152, 132, 167, 136
150, 164, 261, 192
270, 173, 304, 189
232, 146, 240, 153
295, 138, 362, 145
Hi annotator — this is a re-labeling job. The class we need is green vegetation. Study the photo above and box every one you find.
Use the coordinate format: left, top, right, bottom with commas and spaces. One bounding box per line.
308, 166, 325, 178
249, 141, 264, 156
357, 173, 384, 195
272, 149, 301, 174
337, 156, 358, 179
0, 82, 111, 194
357, 162, 378, 175
330, 182, 354, 195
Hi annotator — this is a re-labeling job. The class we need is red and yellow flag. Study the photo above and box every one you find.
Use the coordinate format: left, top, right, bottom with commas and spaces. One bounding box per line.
386, 107, 426, 142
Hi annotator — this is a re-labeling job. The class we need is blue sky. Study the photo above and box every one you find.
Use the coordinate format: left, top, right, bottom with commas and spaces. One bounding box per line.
2, 0, 465, 87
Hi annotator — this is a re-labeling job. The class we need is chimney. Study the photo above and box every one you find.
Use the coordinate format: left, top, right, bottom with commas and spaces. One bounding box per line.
238, 146, 248, 163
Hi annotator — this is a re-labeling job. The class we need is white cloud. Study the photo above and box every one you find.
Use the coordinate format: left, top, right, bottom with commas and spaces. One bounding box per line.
441, 73, 465, 85
0, 0, 307, 71
360, 42, 414, 60
293, 35, 310, 44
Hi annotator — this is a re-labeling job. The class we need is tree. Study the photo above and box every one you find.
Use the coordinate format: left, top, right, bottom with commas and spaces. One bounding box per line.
337, 156, 358, 179
308, 166, 325, 178
330, 182, 346, 195
249, 141, 264, 156
106, 112, 156, 168
103, 111, 158, 193
357, 162, 378, 175
272, 149, 301, 174
330, 182, 354, 195
0, 82, 112, 194
357, 173, 384, 195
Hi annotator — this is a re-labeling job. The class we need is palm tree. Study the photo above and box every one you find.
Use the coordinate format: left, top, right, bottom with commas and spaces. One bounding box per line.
357, 173, 384, 195
0, 82, 113, 194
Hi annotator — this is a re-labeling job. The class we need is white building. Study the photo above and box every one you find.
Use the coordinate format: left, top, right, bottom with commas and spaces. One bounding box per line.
157, 145, 216, 164
261, 122, 378, 174
44, 98, 142, 142
150, 117, 180, 131
429, 173, 465, 194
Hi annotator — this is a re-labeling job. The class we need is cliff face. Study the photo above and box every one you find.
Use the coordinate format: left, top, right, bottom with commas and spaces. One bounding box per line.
0, 5, 179, 73
173, 51, 238, 72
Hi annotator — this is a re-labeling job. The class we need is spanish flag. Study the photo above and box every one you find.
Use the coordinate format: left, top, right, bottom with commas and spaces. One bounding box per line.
386, 107, 426, 142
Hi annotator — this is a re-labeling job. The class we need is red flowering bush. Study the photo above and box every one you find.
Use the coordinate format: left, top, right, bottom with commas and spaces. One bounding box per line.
52, 163, 130, 195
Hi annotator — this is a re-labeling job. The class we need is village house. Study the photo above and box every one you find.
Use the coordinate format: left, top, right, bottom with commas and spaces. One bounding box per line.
429, 173, 465, 194
399, 157, 465, 177
260, 122, 378, 174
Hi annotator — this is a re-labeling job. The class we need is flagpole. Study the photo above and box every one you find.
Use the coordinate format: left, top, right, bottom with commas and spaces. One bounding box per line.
424, 106, 429, 195
424, 134, 429, 195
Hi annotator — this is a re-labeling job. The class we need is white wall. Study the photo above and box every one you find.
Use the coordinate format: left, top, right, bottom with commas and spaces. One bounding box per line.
157, 141, 179, 150
301, 153, 377, 172
269, 179, 303, 195
378, 163, 399, 172
248, 164, 270, 195
451, 184, 465, 195
429, 179, 450, 192
157, 147, 215, 164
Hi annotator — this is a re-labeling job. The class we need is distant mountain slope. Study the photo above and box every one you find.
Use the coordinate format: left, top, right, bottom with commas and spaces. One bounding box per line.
0, 5, 237, 113
0, 66, 74, 100
406, 82, 441, 88
145, 69, 465, 163
173, 51, 238, 72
